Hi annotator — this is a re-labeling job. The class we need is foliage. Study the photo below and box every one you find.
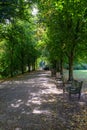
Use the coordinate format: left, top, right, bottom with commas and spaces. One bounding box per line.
0, 2, 39, 77
38, 0, 87, 79
1, 0, 87, 79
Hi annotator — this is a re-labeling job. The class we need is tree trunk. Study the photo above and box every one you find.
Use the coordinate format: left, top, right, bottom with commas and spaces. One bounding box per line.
21, 59, 24, 74
56, 61, 60, 72
60, 58, 63, 75
21, 52, 24, 74
10, 57, 13, 77
68, 51, 74, 81
21, 64, 24, 74
10, 65, 13, 77
28, 64, 30, 72
10, 48, 14, 77
32, 62, 35, 71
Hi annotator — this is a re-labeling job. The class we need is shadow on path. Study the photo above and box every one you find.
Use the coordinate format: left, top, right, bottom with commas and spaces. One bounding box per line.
0, 71, 87, 130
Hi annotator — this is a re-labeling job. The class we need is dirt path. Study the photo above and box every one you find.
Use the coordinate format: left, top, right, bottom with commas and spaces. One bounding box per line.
0, 71, 87, 130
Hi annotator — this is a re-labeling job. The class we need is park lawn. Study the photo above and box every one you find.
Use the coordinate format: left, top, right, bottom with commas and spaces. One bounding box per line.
64, 70, 87, 81
63, 70, 87, 93
73, 70, 87, 81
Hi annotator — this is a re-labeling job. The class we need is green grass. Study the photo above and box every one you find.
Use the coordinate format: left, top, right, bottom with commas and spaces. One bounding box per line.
64, 70, 87, 81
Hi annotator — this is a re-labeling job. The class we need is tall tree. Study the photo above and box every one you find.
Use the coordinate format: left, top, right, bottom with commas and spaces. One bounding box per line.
38, 0, 87, 80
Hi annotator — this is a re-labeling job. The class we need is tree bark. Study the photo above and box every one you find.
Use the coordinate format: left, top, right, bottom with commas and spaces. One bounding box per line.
68, 51, 74, 81
60, 57, 63, 75
28, 64, 30, 72
21, 55, 24, 74
56, 61, 60, 72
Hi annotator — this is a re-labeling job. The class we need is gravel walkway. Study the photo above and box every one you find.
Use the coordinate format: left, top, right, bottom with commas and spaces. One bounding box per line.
0, 71, 87, 130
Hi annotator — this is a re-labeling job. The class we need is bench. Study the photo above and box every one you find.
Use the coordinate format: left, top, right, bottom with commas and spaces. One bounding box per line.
65, 80, 83, 99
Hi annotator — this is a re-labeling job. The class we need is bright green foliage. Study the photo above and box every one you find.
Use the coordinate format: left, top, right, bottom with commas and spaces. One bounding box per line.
38, 0, 87, 78
0, 20, 38, 77
0, 1, 39, 77
0, 0, 87, 78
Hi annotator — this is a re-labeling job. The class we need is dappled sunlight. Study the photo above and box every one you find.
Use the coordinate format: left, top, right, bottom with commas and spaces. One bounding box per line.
11, 99, 24, 108
0, 71, 87, 130
26, 93, 57, 106
40, 81, 63, 95
26, 97, 42, 105
39, 73, 49, 76
78, 101, 86, 106
14, 80, 35, 84
21, 111, 30, 115
38, 78, 48, 82
13, 79, 36, 85
32, 108, 51, 115
41, 88, 62, 95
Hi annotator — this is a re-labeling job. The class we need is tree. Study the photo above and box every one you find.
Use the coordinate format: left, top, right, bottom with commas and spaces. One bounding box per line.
38, 0, 87, 80
0, 18, 39, 77
0, 1, 40, 77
